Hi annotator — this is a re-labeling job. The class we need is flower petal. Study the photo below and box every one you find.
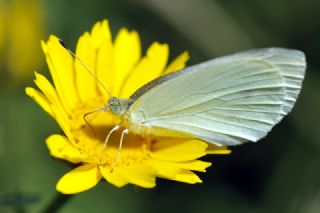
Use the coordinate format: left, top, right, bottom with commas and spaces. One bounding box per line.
32, 72, 74, 141
75, 32, 98, 101
172, 170, 202, 184
91, 20, 112, 49
93, 20, 115, 97
113, 28, 141, 96
151, 139, 208, 162
163, 51, 189, 74
75, 20, 114, 100
119, 42, 169, 98
50, 106, 74, 143
99, 165, 129, 188
42, 36, 79, 111
117, 165, 157, 188
146, 159, 181, 179
148, 159, 211, 173
33, 71, 64, 113
206, 144, 231, 155
174, 160, 211, 172
56, 164, 102, 194
25, 87, 53, 117
46, 134, 84, 163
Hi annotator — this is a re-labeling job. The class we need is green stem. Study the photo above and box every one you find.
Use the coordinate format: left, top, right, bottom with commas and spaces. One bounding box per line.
43, 193, 73, 213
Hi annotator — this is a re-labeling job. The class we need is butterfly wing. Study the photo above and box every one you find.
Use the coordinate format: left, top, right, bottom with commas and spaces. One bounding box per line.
128, 48, 306, 146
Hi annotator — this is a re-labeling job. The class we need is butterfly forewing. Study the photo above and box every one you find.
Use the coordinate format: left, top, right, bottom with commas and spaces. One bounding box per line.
128, 48, 306, 146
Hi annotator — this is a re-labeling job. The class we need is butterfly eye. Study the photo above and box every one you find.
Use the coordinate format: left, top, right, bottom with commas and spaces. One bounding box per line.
109, 104, 121, 115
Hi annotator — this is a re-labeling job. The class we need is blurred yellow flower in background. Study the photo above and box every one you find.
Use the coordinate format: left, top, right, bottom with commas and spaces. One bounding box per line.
26, 20, 230, 194
0, 2, 4, 56
0, 0, 44, 83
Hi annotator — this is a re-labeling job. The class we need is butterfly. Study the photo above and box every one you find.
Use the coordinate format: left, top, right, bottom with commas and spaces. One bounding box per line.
60, 39, 306, 168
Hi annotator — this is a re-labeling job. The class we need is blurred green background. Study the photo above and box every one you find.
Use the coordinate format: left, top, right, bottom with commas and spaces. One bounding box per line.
1, 0, 320, 212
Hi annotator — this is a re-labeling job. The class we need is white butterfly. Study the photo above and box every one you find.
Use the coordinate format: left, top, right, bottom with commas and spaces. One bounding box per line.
60, 40, 306, 168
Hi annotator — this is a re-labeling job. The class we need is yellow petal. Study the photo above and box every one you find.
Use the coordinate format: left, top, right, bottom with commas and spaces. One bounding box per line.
42, 36, 79, 111
206, 149, 231, 154
33, 71, 63, 113
56, 164, 102, 194
96, 39, 114, 98
93, 22, 115, 97
91, 19, 112, 49
146, 159, 181, 179
149, 159, 211, 173
175, 160, 211, 172
25, 87, 53, 117
173, 170, 202, 184
41, 39, 48, 53
206, 144, 231, 155
163, 51, 189, 74
50, 106, 74, 143
119, 42, 169, 98
151, 139, 208, 162
46, 134, 83, 163
99, 165, 128, 188
75, 32, 98, 101
33, 72, 73, 141
113, 28, 141, 96
117, 165, 156, 188
87, 19, 115, 98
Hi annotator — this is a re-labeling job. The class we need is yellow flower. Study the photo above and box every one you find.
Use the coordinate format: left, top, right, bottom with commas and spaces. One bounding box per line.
26, 20, 231, 194
0, 0, 44, 82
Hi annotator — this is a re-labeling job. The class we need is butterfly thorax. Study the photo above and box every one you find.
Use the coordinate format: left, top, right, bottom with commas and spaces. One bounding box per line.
107, 97, 160, 135
107, 97, 155, 136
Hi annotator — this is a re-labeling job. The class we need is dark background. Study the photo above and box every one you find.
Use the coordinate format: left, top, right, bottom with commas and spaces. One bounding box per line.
1, 0, 320, 212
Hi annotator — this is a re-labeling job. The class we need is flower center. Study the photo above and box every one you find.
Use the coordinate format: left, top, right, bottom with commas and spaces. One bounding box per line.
69, 97, 151, 167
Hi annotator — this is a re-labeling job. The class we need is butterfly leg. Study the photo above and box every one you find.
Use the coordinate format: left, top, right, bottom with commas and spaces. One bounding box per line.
99, 124, 120, 162
111, 129, 129, 172
104, 125, 120, 147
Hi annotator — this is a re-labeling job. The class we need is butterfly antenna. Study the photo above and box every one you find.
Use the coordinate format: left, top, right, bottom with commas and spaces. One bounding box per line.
82, 108, 105, 136
59, 39, 112, 98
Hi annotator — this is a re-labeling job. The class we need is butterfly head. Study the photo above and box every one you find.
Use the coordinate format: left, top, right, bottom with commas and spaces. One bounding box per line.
107, 97, 133, 116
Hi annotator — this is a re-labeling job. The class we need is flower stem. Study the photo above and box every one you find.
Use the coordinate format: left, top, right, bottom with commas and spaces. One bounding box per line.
42, 193, 73, 213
